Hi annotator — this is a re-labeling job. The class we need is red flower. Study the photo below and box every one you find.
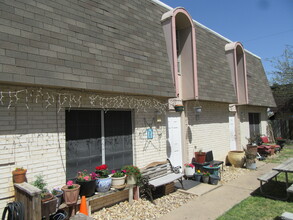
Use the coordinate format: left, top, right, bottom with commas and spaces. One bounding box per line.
95, 164, 108, 170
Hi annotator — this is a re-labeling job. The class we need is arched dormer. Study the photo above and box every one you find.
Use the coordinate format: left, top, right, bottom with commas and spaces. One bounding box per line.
225, 42, 248, 104
161, 8, 198, 100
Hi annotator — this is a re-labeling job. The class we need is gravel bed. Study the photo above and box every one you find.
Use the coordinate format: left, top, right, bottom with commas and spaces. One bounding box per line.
91, 192, 195, 220
91, 165, 251, 219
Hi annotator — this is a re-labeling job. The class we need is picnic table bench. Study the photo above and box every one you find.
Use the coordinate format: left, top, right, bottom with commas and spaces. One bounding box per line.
140, 159, 184, 203
257, 170, 280, 194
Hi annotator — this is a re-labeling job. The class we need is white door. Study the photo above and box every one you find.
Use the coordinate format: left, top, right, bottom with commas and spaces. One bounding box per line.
229, 114, 237, 151
167, 114, 183, 168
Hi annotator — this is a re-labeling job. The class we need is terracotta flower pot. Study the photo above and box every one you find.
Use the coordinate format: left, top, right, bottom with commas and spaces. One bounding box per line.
12, 169, 27, 183
195, 152, 206, 164
61, 184, 80, 205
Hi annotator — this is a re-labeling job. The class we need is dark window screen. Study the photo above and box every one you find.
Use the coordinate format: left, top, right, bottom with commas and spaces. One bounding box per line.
249, 113, 260, 137
65, 110, 133, 180
104, 111, 133, 170
65, 110, 102, 180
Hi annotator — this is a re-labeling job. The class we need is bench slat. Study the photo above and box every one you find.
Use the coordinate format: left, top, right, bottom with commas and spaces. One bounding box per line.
257, 170, 279, 182
149, 173, 184, 188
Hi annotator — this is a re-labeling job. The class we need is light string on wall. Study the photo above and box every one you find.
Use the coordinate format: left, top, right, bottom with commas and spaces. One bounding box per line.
0, 87, 168, 113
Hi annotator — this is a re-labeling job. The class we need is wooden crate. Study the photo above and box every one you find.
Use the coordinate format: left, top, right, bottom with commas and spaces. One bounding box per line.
164, 182, 175, 195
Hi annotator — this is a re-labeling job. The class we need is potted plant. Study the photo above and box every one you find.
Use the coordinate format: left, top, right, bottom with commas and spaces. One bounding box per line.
203, 164, 221, 176
194, 169, 202, 182
194, 148, 206, 164
95, 164, 112, 192
184, 163, 195, 178
61, 180, 80, 205
32, 175, 57, 217
111, 170, 127, 188
202, 171, 210, 183
209, 174, 220, 185
122, 165, 141, 185
76, 170, 97, 197
12, 167, 27, 183
51, 187, 63, 209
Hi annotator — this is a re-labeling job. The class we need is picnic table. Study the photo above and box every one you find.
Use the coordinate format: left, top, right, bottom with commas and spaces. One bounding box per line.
272, 158, 293, 189
257, 158, 293, 200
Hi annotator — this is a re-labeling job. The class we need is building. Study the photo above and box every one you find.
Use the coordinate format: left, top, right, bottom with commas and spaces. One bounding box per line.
0, 0, 275, 212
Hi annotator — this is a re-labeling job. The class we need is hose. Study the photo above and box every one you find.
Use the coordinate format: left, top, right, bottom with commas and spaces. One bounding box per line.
1, 201, 24, 220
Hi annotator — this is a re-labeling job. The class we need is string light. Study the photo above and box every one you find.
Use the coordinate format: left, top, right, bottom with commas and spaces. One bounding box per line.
0, 87, 168, 113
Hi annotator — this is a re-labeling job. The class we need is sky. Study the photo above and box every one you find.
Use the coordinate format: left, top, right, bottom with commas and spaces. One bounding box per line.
159, 0, 293, 81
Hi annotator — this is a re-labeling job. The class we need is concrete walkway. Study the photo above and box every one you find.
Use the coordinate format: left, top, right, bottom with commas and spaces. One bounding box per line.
159, 161, 277, 220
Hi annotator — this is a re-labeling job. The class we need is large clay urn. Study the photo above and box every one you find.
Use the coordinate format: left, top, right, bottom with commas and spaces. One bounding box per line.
228, 151, 245, 168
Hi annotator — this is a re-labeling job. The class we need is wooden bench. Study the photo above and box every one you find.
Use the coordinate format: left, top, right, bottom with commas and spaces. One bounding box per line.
257, 170, 280, 194
140, 159, 184, 203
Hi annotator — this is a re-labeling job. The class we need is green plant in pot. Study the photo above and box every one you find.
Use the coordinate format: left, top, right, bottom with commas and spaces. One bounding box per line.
122, 165, 141, 185
32, 174, 57, 217
76, 170, 96, 197
95, 164, 112, 192
111, 169, 127, 188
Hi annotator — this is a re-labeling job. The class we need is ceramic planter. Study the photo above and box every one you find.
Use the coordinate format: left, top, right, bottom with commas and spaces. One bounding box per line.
184, 167, 195, 177
228, 151, 245, 167
12, 169, 27, 183
61, 184, 80, 205
76, 179, 96, 197
111, 176, 126, 187
127, 175, 137, 185
96, 176, 112, 192
52, 190, 63, 209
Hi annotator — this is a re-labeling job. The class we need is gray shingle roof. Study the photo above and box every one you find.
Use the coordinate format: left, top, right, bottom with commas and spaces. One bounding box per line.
0, 0, 175, 98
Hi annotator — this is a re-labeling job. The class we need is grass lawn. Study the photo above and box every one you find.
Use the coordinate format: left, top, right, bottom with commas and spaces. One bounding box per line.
217, 144, 293, 220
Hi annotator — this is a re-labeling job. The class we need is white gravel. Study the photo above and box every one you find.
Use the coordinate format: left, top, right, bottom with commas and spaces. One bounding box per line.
91, 165, 252, 220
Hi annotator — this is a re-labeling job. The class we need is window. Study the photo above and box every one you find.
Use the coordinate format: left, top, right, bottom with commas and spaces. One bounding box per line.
249, 113, 260, 137
65, 109, 133, 180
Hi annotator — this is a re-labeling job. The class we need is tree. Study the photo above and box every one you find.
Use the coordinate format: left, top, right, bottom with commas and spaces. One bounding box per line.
268, 45, 293, 85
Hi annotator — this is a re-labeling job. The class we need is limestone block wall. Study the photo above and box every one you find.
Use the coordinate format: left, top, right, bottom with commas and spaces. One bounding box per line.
0, 84, 168, 212
185, 101, 231, 162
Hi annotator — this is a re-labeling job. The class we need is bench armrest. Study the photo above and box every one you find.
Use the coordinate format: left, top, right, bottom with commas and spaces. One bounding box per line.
167, 158, 181, 174
140, 175, 150, 186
